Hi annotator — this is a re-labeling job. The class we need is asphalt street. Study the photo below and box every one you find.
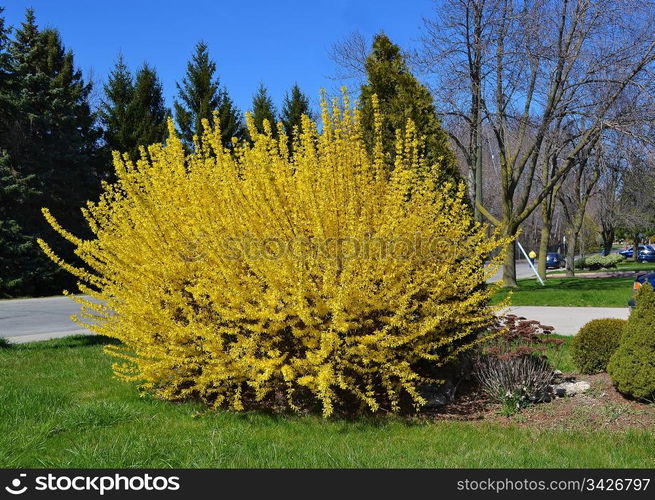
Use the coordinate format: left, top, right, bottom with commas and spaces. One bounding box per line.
0, 260, 628, 342
487, 260, 536, 283
0, 295, 93, 344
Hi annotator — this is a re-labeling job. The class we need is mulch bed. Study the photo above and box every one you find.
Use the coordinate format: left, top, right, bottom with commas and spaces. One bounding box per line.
420, 374, 655, 431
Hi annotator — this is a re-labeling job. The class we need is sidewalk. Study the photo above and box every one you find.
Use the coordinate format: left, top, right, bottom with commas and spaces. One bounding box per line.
502, 306, 630, 335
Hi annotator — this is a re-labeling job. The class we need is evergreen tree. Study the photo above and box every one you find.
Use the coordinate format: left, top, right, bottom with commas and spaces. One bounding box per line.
215, 88, 244, 146
249, 83, 277, 137
9, 12, 101, 206
280, 83, 312, 149
128, 63, 167, 156
174, 41, 244, 147
0, 6, 12, 120
0, 10, 41, 296
1, 9, 102, 296
0, 151, 44, 297
100, 58, 168, 161
360, 33, 459, 181
99, 54, 134, 158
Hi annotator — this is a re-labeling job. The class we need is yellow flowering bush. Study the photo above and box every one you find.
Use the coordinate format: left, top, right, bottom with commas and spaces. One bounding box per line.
39, 94, 508, 416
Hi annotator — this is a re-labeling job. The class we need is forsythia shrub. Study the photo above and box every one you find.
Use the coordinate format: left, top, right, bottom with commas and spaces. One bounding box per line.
571, 318, 626, 374
39, 93, 508, 416
608, 284, 655, 401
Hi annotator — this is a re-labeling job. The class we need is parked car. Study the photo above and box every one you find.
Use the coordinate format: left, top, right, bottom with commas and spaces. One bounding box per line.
628, 271, 655, 307
637, 245, 655, 263
545, 252, 564, 269
619, 245, 647, 258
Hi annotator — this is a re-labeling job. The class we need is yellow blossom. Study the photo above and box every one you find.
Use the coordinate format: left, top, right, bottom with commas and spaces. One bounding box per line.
39, 92, 509, 416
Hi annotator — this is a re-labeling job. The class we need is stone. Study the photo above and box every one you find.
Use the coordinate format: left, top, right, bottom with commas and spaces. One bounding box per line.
418, 380, 455, 408
552, 380, 591, 397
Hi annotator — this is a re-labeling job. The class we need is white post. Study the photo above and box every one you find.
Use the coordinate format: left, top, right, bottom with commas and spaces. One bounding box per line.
516, 240, 545, 286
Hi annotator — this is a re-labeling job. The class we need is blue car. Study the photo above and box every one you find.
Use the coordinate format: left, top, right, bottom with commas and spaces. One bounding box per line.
619, 245, 647, 258
628, 272, 655, 307
545, 252, 564, 269
638, 245, 655, 263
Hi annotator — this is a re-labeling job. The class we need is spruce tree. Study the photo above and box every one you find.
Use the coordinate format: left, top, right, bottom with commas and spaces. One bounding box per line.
0, 11, 40, 296
101, 59, 168, 161
128, 63, 168, 156
99, 54, 134, 158
174, 41, 244, 148
360, 33, 459, 182
249, 83, 277, 137
280, 83, 312, 149
9, 13, 101, 206
3, 9, 102, 296
215, 88, 244, 146
0, 151, 43, 297
0, 6, 12, 120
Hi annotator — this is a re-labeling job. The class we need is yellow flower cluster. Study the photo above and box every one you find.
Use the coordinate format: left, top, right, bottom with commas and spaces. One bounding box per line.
39, 93, 508, 416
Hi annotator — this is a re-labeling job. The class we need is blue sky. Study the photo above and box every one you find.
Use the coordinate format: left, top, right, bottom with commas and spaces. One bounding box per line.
3, 0, 435, 114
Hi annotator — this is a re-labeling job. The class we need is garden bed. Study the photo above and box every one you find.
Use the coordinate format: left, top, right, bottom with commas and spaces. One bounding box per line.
422, 373, 655, 432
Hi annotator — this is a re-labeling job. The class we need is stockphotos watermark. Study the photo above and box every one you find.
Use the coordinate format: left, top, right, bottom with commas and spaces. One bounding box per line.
3, 472, 180, 496
186, 233, 465, 262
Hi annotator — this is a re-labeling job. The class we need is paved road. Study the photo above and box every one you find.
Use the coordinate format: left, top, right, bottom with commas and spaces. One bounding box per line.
0, 295, 630, 343
502, 306, 630, 335
487, 260, 536, 283
0, 295, 92, 344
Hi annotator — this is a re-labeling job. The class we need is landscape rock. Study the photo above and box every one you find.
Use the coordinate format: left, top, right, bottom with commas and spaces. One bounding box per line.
418, 380, 456, 408
552, 380, 591, 397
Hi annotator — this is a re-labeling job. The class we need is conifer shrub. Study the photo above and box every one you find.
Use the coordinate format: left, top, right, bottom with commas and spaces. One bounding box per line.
608, 284, 655, 401
39, 94, 509, 416
571, 318, 626, 374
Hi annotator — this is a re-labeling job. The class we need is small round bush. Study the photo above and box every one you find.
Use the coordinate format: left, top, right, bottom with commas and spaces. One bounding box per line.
608, 284, 655, 401
571, 318, 626, 374
578, 254, 624, 271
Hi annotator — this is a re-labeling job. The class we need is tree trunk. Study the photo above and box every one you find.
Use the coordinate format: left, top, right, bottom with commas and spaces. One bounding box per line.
537, 196, 553, 280
538, 222, 550, 280
633, 235, 640, 262
565, 231, 577, 277
475, 137, 482, 222
502, 224, 519, 287
601, 227, 614, 256
468, 164, 477, 221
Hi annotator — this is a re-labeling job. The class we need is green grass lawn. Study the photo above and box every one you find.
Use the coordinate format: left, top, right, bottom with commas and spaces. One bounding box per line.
610, 261, 655, 272
548, 261, 655, 274
491, 276, 635, 307
1, 335, 653, 468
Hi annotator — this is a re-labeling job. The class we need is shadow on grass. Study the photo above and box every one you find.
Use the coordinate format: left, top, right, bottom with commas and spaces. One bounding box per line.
550, 278, 632, 290
510, 277, 633, 293
17, 334, 122, 350
223, 407, 412, 429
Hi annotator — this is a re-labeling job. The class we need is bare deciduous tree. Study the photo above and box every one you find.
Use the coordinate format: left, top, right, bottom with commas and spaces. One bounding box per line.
558, 143, 602, 276
328, 30, 370, 83
419, 0, 499, 222
421, 0, 655, 286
